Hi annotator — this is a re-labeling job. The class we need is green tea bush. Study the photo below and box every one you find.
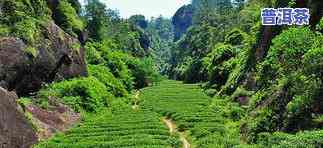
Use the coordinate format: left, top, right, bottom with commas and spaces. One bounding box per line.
88, 64, 128, 97
38, 77, 113, 112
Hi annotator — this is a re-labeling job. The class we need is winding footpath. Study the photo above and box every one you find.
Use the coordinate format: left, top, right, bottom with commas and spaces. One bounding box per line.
162, 118, 190, 148
134, 89, 191, 148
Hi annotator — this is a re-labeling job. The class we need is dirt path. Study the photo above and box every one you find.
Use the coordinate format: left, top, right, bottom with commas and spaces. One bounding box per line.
132, 91, 140, 110
134, 89, 190, 148
162, 118, 190, 148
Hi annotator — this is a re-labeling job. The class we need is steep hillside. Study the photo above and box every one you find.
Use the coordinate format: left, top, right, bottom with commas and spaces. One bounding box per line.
0, 0, 88, 147
172, 4, 194, 42
166, 0, 323, 146
0, 0, 87, 96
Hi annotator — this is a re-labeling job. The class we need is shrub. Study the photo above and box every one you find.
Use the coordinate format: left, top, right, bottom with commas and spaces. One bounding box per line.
283, 75, 321, 131
0, 25, 10, 36
13, 17, 39, 44
85, 40, 160, 90
202, 43, 237, 88
38, 77, 113, 112
1, 0, 50, 22
1, 0, 50, 40
265, 27, 316, 73
88, 64, 128, 97
126, 57, 161, 88
258, 130, 323, 147
102, 50, 134, 91
55, 0, 84, 36
231, 87, 254, 104
303, 47, 323, 77
85, 41, 106, 65
316, 18, 323, 32
257, 27, 319, 88
183, 59, 207, 83
173, 56, 194, 80
84, 41, 135, 91
211, 96, 245, 121
225, 28, 246, 46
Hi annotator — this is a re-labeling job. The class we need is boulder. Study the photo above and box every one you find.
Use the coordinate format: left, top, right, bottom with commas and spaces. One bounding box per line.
25, 97, 81, 140
0, 87, 37, 148
0, 21, 87, 96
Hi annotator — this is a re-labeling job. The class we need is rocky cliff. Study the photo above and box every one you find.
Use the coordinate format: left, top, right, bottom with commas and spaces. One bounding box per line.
0, 22, 87, 96
172, 4, 194, 41
0, 0, 87, 147
0, 88, 37, 148
0, 0, 87, 96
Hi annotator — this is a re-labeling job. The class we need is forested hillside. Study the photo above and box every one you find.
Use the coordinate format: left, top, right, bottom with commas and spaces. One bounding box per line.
165, 0, 323, 146
0, 0, 322, 147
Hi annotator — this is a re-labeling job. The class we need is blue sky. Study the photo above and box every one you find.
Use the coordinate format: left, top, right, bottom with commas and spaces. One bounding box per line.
102, 0, 191, 19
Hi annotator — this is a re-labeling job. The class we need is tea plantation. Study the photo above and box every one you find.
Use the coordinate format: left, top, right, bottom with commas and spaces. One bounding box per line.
140, 80, 241, 147
36, 107, 181, 148
36, 80, 241, 148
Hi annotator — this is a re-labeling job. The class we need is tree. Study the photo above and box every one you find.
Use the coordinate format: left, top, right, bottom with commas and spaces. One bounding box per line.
84, 0, 120, 41
129, 15, 148, 29
147, 16, 174, 73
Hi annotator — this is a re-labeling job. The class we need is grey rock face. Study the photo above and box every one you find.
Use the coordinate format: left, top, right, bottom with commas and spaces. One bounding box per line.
0, 87, 37, 148
0, 22, 87, 96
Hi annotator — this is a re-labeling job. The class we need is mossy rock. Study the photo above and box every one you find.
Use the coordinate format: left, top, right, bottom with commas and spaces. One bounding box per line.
24, 46, 38, 58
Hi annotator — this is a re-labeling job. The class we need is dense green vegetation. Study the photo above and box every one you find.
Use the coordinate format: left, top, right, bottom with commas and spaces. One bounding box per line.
2, 0, 322, 147
163, 0, 323, 147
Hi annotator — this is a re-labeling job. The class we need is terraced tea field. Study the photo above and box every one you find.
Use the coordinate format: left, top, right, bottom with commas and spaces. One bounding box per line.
140, 80, 240, 147
36, 80, 237, 148
36, 108, 181, 148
